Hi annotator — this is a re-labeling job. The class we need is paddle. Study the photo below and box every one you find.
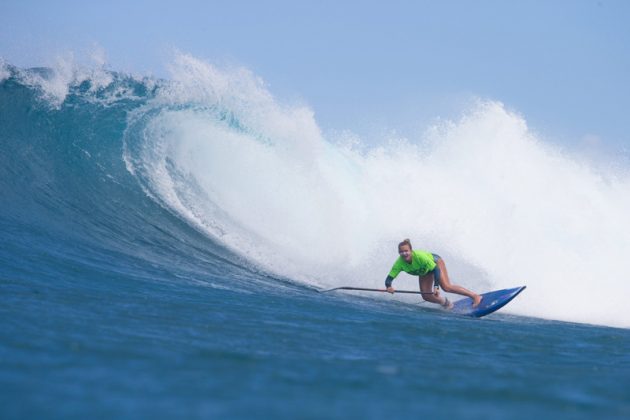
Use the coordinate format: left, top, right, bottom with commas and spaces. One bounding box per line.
320, 286, 434, 295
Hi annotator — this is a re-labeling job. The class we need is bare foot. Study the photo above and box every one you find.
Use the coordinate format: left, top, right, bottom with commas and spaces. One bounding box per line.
442, 298, 453, 310
472, 295, 483, 308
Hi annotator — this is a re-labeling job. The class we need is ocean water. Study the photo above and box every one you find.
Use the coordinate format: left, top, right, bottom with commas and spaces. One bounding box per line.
1, 55, 629, 419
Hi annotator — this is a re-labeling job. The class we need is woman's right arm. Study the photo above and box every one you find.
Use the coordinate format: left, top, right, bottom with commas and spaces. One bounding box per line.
385, 275, 395, 293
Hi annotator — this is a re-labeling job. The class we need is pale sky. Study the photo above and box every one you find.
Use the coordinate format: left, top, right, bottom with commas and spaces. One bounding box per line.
2, 0, 629, 153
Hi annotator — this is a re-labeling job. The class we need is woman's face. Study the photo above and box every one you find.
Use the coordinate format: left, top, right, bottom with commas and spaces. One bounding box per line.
399, 245, 412, 262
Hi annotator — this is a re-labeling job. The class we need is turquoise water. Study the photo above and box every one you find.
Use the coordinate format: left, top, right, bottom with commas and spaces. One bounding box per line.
1, 63, 629, 419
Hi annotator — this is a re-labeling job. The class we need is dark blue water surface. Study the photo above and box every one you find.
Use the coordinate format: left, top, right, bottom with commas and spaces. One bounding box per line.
1, 68, 629, 419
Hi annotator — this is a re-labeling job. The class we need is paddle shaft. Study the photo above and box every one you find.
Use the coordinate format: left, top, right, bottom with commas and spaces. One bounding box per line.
320, 286, 434, 295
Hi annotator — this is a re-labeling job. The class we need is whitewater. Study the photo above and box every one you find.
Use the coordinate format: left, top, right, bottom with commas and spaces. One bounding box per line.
2, 54, 630, 418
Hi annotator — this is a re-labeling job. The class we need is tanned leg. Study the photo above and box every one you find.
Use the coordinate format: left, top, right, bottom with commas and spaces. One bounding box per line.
435, 258, 482, 307
419, 273, 446, 305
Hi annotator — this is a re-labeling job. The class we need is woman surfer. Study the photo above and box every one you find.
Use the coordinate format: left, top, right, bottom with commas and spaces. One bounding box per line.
385, 239, 482, 308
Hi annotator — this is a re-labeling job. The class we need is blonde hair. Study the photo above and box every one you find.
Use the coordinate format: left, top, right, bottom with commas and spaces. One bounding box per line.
398, 238, 412, 251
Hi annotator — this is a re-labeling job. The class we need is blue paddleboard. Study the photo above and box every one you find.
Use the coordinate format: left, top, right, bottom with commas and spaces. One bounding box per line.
450, 286, 526, 318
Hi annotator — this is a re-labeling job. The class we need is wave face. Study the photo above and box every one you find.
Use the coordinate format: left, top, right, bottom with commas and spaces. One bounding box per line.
2, 55, 630, 328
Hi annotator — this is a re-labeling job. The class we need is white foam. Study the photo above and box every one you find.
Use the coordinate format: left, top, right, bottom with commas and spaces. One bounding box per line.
0, 58, 10, 82
130, 54, 630, 329
14, 50, 116, 107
